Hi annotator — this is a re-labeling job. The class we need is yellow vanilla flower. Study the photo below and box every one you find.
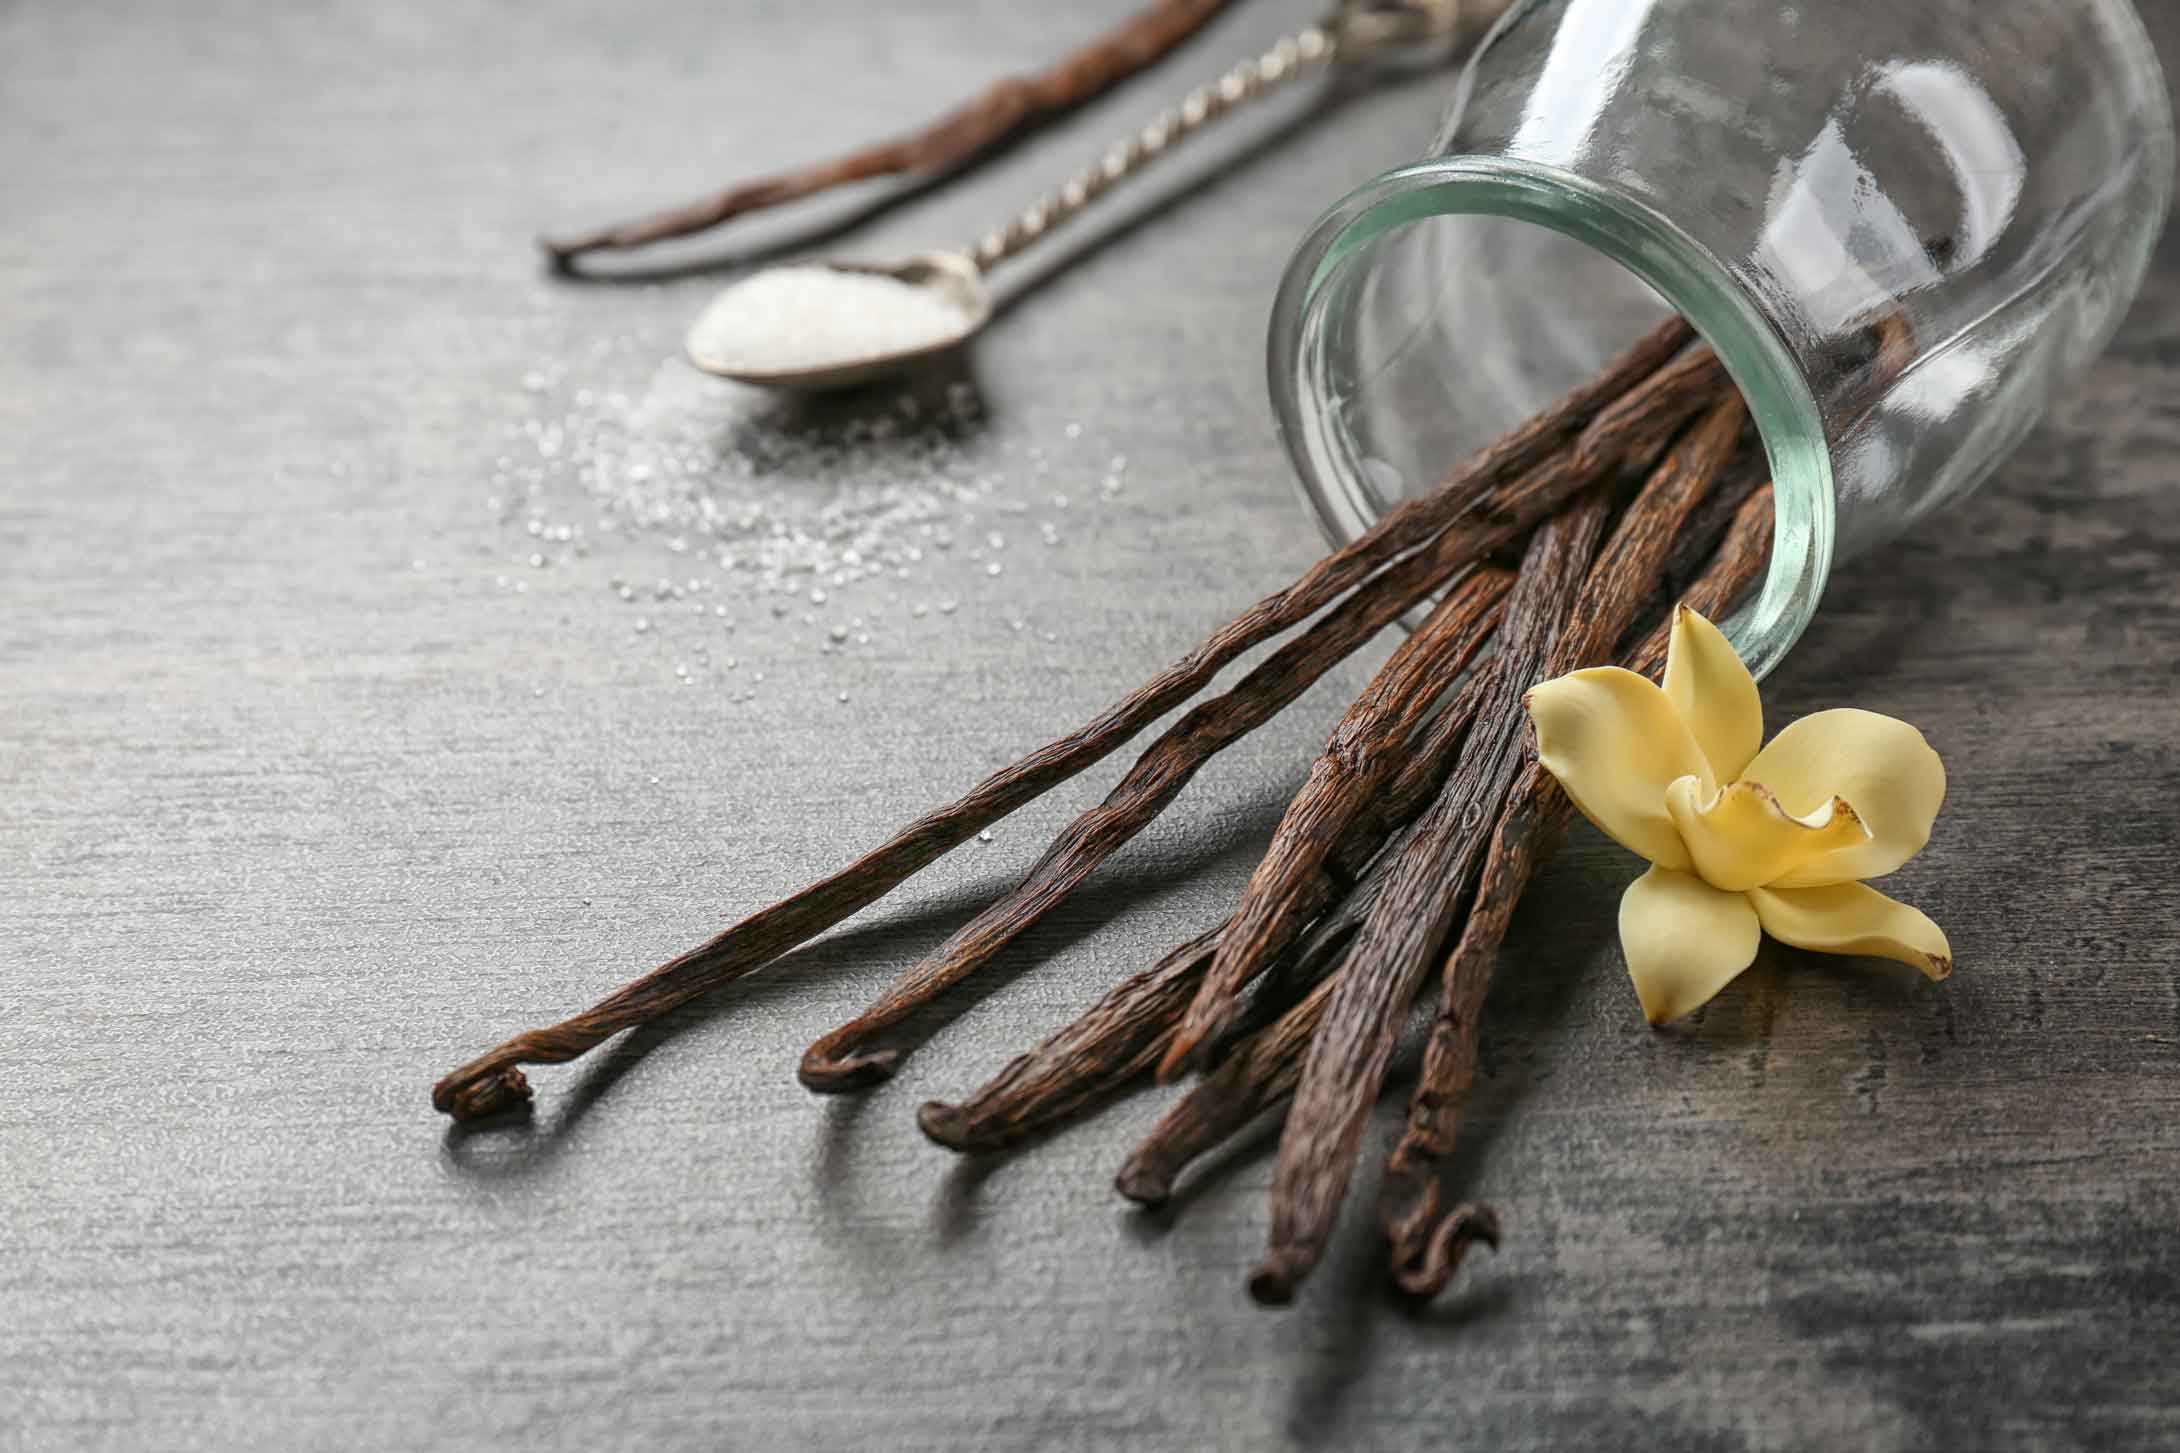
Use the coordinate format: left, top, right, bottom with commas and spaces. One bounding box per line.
1524, 607, 1951, 1024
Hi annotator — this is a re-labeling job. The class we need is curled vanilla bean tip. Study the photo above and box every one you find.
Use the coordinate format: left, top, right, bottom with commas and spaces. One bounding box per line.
915, 1100, 976, 1150
436, 1066, 532, 1122
1246, 1251, 1310, 1307
797, 1046, 901, 1092
1391, 1202, 1502, 1300
1112, 1157, 1173, 1206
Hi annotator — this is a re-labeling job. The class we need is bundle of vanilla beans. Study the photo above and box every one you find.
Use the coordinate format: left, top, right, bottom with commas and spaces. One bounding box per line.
434, 314, 1774, 1304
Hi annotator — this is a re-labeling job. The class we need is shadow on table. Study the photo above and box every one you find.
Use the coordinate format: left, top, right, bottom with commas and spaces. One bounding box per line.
1282, 1245, 1520, 1449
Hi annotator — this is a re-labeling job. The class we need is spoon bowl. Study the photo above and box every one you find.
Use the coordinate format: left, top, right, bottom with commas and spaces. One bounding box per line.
684, 251, 991, 392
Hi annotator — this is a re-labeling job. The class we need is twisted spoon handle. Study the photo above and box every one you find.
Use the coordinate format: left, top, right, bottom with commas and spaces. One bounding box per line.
968, 21, 1343, 271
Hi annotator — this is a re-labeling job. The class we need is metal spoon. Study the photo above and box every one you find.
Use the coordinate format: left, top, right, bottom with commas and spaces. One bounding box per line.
686, 0, 1503, 391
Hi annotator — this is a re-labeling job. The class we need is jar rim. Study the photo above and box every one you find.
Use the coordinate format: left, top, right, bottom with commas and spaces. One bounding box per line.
1266, 154, 1835, 682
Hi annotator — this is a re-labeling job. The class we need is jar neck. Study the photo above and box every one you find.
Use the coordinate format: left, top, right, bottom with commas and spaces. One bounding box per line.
1268, 155, 1835, 682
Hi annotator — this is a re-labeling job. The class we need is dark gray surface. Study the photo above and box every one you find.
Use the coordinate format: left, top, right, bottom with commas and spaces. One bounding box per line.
6, 3, 2180, 1449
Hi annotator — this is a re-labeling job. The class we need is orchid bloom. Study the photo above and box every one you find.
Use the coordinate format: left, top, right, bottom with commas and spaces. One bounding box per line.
1524, 607, 1951, 1025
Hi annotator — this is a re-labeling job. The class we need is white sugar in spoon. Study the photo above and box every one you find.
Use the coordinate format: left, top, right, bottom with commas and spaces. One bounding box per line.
686, 251, 993, 392
686, 1, 1500, 392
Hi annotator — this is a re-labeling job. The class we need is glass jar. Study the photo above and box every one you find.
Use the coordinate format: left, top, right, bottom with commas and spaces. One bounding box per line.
1270, 0, 2173, 678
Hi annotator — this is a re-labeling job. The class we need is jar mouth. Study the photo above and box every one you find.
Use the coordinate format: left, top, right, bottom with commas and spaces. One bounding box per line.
1267, 155, 1834, 682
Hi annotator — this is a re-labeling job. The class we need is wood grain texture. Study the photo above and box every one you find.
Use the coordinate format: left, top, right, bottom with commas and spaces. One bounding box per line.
4, 2, 2179, 1449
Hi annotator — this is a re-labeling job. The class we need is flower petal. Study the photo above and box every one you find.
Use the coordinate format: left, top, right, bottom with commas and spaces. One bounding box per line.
1663, 606, 1763, 782
1746, 881, 1952, 980
1663, 777, 1874, 893
1527, 667, 1711, 871
1619, 865, 1763, 1024
1742, 709, 1946, 886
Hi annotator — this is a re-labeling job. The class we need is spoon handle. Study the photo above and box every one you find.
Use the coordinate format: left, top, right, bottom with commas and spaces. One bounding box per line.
963, 2, 1513, 272
962, 1, 1517, 273
967, 23, 1337, 272
967, 1, 1493, 273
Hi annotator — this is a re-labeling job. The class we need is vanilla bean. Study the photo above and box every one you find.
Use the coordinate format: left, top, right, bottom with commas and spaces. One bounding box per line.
797, 563, 1513, 1091
1116, 943, 1334, 1206
431, 323, 1694, 1122
1115, 486, 1774, 1213
1381, 397, 1749, 1296
1380, 773, 1560, 1295
1104, 815, 1429, 1206
1383, 491, 1783, 1281
1105, 429, 1749, 1197
1159, 538, 1550, 1083
1250, 496, 1611, 1305
919, 837, 1392, 1154
1649, 437, 1761, 592
917, 652, 1497, 1152
1221, 834, 1397, 1039
1624, 482, 1775, 676
541, 0, 1240, 263
917, 923, 1222, 1152
1560, 396, 1746, 664
1163, 347, 1730, 1080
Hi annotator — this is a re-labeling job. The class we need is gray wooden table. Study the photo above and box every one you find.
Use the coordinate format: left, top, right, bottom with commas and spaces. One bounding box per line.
7, 3, 2179, 1449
